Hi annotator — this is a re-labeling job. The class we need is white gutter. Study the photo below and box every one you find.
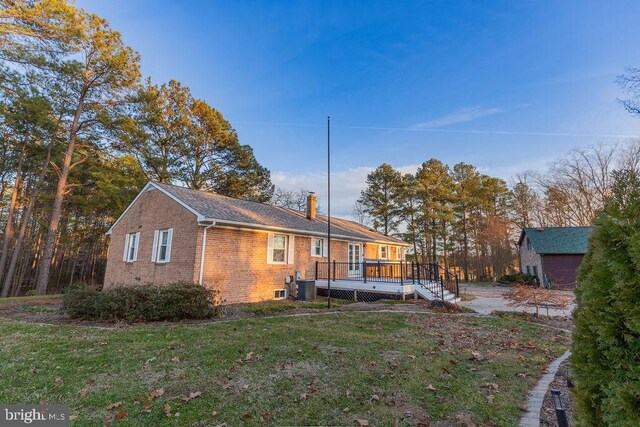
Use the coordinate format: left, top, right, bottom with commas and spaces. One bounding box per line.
198, 222, 215, 285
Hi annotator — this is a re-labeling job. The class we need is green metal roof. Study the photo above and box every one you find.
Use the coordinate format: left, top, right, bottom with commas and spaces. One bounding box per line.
519, 226, 594, 255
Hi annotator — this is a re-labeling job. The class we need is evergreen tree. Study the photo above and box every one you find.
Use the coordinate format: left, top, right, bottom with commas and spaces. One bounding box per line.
358, 163, 402, 236
573, 169, 640, 425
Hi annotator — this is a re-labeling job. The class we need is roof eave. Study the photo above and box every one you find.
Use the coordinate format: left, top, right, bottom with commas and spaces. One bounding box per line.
200, 218, 409, 246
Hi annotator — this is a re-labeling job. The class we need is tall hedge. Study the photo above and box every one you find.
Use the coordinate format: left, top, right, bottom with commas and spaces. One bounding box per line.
573, 170, 640, 425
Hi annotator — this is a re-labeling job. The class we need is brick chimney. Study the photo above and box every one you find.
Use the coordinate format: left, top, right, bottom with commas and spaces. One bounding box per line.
306, 192, 317, 220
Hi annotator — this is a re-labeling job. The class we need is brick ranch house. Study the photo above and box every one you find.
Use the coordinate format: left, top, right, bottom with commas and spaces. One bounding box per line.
104, 181, 409, 304
517, 226, 594, 289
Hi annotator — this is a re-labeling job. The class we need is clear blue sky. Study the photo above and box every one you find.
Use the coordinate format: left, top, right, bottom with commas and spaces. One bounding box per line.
79, 0, 640, 216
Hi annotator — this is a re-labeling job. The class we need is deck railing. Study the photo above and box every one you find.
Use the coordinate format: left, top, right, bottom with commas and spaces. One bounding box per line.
314, 261, 459, 299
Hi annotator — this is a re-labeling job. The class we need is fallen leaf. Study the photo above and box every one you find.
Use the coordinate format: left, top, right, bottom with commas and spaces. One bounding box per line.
487, 395, 495, 404
55, 377, 64, 387
149, 388, 165, 400
142, 400, 152, 412
299, 393, 308, 401
261, 412, 271, 421
171, 356, 180, 362
482, 383, 499, 390
426, 384, 436, 391
164, 403, 171, 417
343, 407, 351, 412
370, 394, 380, 402
115, 410, 128, 420
245, 352, 254, 361
183, 391, 202, 402
178, 372, 186, 381
80, 387, 89, 397
455, 414, 476, 427
242, 412, 252, 420
356, 419, 369, 426
470, 351, 484, 362
106, 402, 122, 410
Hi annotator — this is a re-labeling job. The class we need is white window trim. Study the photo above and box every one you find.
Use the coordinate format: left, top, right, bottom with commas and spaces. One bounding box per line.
152, 228, 173, 263
310, 237, 327, 258
274, 288, 288, 300
267, 233, 295, 265
123, 231, 140, 262
379, 245, 389, 260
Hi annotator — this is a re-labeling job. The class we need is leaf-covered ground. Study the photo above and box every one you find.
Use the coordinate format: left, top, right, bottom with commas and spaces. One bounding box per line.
0, 312, 569, 426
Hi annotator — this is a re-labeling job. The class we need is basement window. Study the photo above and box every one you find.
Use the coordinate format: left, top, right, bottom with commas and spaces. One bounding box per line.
274, 289, 287, 299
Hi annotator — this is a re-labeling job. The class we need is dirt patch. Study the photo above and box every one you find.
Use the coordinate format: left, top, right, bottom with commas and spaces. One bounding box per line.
540, 360, 575, 426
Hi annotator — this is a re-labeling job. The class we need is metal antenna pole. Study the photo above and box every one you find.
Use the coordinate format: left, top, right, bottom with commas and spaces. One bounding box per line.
327, 115, 331, 309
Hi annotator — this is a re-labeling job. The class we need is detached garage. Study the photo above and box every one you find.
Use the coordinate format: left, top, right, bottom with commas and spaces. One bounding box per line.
517, 226, 594, 289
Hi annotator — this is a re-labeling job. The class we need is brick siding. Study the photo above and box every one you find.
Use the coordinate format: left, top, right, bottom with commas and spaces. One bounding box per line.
103, 188, 199, 287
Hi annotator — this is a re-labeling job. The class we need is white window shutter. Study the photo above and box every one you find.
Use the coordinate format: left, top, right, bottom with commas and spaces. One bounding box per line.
133, 232, 140, 261
310, 237, 315, 257
266, 233, 274, 264
166, 228, 173, 262
123, 233, 130, 261
151, 230, 159, 262
323, 238, 328, 257
287, 235, 295, 264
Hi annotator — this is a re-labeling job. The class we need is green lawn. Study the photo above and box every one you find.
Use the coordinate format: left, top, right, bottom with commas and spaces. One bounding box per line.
0, 312, 569, 426
231, 298, 352, 315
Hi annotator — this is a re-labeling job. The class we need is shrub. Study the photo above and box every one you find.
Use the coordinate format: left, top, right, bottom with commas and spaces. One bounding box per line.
64, 282, 219, 322
573, 170, 640, 425
503, 285, 572, 317
497, 272, 539, 286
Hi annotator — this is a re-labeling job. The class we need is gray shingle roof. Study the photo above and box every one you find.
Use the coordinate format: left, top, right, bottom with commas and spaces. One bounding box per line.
519, 226, 594, 254
152, 182, 407, 245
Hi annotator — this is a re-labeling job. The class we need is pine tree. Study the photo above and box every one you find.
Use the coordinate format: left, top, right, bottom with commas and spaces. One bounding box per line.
358, 163, 402, 236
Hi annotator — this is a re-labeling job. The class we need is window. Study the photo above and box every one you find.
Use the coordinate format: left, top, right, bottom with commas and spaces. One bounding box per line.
123, 232, 140, 262
267, 233, 294, 264
152, 228, 173, 263
526, 238, 531, 250
311, 237, 324, 257
396, 247, 402, 260
532, 266, 538, 276
274, 289, 287, 299
526, 265, 531, 275
273, 235, 286, 262
380, 245, 388, 259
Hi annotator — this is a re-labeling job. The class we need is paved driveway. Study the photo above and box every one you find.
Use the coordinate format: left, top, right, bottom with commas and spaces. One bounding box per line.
459, 285, 575, 317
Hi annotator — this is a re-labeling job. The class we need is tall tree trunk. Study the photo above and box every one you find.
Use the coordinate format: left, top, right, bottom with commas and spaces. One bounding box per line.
431, 219, 437, 265
462, 209, 469, 282
0, 139, 27, 286
35, 95, 84, 295
2, 140, 53, 297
